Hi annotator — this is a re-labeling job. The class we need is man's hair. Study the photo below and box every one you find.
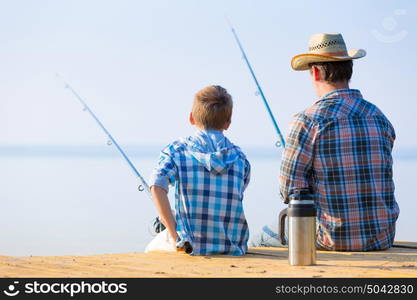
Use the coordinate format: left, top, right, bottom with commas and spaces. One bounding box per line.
308, 60, 353, 83
192, 85, 233, 130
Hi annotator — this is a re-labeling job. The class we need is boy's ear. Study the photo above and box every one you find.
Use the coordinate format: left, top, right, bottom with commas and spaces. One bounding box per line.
223, 119, 231, 131
189, 112, 195, 125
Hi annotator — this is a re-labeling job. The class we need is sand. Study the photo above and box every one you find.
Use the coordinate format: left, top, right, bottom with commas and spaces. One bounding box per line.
1, 243, 416, 278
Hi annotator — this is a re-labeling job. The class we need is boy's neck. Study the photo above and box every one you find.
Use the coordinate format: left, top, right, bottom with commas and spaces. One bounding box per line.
196, 127, 224, 134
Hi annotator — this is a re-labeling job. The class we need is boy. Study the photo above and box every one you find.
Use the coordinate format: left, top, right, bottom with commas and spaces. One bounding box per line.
148, 85, 251, 255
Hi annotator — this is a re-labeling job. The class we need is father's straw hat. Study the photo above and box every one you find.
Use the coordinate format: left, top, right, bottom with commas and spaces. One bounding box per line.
291, 33, 366, 71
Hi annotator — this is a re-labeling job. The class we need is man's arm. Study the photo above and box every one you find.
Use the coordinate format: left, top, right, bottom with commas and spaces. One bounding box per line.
279, 114, 317, 203
151, 186, 178, 244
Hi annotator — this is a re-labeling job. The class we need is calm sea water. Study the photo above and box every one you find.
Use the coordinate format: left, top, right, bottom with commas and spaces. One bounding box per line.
1, 150, 416, 256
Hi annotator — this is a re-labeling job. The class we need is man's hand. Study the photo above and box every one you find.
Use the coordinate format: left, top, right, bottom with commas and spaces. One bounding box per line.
150, 185, 179, 245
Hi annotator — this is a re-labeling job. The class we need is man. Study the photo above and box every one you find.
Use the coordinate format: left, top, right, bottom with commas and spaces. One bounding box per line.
280, 33, 400, 251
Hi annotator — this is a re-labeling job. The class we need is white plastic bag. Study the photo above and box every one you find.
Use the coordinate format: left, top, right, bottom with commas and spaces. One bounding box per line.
144, 229, 176, 253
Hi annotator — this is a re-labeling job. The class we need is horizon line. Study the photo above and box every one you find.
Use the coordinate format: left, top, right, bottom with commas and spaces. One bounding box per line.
0, 144, 416, 160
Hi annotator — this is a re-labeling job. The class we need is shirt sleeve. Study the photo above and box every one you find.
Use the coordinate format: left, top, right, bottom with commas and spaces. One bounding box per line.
243, 158, 251, 191
149, 147, 178, 193
279, 113, 318, 203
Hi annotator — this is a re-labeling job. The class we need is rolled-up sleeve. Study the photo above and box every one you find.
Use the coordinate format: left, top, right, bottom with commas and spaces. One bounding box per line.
149, 148, 178, 193
280, 113, 318, 203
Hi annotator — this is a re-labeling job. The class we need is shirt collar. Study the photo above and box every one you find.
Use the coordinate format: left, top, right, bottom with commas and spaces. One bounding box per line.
318, 88, 362, 102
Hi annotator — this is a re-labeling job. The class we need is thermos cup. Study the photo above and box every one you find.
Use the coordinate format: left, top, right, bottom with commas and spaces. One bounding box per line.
279, 188, 316, 266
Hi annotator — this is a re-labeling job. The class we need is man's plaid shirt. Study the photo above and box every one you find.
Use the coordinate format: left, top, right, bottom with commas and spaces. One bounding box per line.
280, 89, 400, 251
150, 130, 251, 255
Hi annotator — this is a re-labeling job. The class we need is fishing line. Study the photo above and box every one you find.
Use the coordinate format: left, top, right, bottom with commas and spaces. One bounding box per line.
226, 17, 286, 148
56, 74, 151, 199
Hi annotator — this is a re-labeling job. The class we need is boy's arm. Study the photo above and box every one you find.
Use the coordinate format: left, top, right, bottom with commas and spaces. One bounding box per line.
151, 186, 178, 244
149, 146, 179, 244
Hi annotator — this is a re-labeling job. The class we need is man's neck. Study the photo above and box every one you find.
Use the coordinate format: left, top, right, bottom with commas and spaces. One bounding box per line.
316, 81, 349, 99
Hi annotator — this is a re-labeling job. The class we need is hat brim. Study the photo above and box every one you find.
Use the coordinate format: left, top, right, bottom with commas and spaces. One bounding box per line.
291, 49, 366, 71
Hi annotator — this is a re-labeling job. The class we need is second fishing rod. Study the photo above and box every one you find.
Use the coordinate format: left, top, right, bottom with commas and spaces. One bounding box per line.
226, 18, 286, 148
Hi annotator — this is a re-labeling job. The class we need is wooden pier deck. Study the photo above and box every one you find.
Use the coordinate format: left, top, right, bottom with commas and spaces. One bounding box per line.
1, 242, 416, 278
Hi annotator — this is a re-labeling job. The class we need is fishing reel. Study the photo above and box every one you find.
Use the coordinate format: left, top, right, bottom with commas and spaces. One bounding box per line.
176, 239, 193, 254
152, 216, 166, 234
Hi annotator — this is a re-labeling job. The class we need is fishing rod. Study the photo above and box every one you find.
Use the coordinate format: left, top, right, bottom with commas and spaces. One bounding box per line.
226, 17, 286, 148
56, 74, 151, 199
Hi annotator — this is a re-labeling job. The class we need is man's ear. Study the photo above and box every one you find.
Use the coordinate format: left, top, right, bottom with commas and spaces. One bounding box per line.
311, 66, 322, 82
189, 112, 195, 125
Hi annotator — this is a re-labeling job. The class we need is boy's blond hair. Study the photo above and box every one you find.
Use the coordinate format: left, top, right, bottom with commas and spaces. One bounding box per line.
192, 85, 233, 130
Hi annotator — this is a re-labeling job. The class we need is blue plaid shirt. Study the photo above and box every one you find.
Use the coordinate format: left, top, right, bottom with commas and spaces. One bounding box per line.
149, 130, 251, 255
280, 89, 400, 251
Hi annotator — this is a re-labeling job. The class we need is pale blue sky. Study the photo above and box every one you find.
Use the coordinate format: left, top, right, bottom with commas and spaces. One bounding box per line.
1, 0, 416, 149
1, 0, 417, 255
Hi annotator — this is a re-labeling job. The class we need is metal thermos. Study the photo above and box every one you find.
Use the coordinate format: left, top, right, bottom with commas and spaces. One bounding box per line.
279, 188, 316, 266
